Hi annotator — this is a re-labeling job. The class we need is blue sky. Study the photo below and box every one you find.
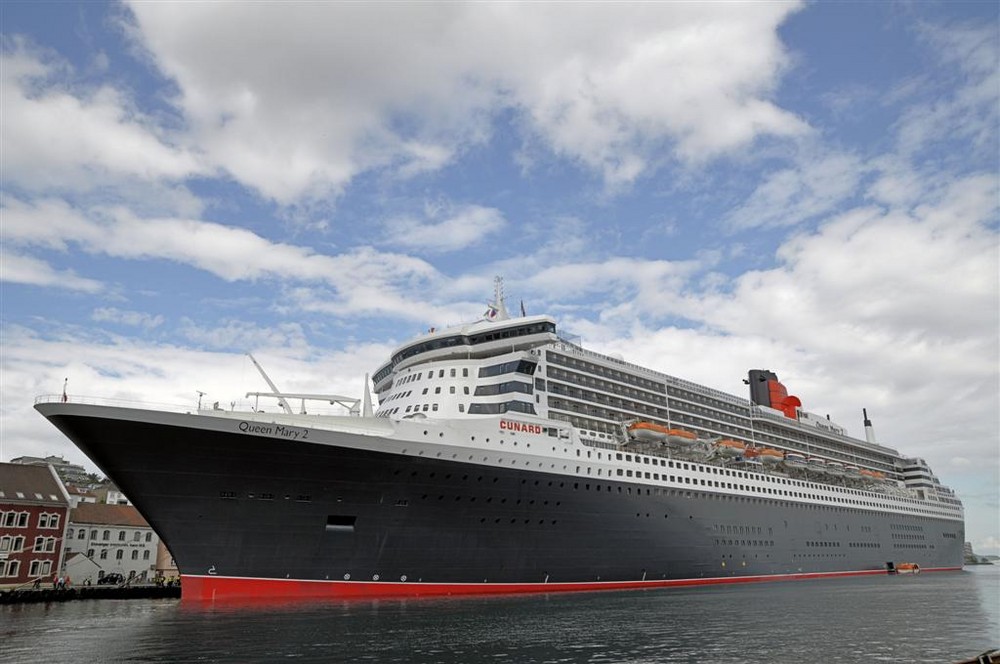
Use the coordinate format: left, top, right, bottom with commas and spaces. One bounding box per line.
2, 1, 997, 554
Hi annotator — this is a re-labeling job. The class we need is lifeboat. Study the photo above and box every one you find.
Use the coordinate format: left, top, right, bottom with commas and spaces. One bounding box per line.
758, 448, 784, 465
844, 465, 861, 477
627, 421, 670, 443
666, 429, 698, 446
714, 439, 747, 457
860, 469, 887, 481
627, 423, 696, 446
895, 562, 920, 575
807, 457, 827, 473
825, 461, 845, 476
783, 452, 807, 468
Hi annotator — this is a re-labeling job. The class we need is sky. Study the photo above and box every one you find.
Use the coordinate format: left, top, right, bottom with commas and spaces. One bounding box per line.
1, 2, 997, 555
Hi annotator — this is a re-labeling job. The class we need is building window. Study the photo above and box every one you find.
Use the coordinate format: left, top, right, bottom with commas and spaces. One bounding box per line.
145, 532, 152, 542
134, 532, 141, 542
0, 536, 10, 552
103, 530, 110, 541
78, 529, 86, 539
143, 550, 151, 560
17, 513, 28, 527
132, 550, 139, 560
116, 550, 124, 560
87, 549, 94, 558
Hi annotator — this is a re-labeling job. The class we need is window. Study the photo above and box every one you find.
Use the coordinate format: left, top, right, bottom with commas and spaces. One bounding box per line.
0, 536, 10, 552
143, 550, 151, 560
132, 550, 139, 560
78, 529, 86, 539
91, 530, 97, 539
118, 531, 126, 541
103, 530, 110, 541
100, 550, 108, 560
134, 532, 142, 542
145, 532, 152, 542
116, 550, 124, 560
17, 513, 28, 527
87, 549, 94, 558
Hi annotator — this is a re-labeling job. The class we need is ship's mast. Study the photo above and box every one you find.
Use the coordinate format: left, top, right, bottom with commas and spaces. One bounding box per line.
485, 276, 511, 321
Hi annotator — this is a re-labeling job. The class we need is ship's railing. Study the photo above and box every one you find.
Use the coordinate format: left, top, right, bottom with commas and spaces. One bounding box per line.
34, 394, 196, 413
35, 393, 362, 417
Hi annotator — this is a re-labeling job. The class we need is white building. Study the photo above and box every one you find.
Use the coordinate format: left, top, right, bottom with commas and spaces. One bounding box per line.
64, 503, 159, 584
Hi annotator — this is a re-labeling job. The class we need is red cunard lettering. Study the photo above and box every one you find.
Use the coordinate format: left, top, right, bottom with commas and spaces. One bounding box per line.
499, 419, 542, 434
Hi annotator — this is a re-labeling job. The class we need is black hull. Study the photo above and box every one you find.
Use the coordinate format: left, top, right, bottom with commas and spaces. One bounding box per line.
39, 405, 964, 597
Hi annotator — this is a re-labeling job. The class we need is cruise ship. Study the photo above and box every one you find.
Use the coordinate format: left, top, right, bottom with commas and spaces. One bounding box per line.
34, 280, 964, 600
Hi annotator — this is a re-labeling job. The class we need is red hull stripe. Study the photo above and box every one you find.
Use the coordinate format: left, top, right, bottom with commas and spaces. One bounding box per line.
181, 567, 963, 602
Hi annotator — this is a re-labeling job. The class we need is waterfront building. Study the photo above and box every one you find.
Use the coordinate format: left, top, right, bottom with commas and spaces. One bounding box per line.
65, 504, 159, 583
0, 462, 71, 589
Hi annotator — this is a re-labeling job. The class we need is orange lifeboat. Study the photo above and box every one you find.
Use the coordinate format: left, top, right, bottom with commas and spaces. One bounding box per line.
627, 421, 670, 442
714, 439, 747, 457
758, 448, 784, 464
895, 562, 920, 575
627, 423, 696, 446
666, 428, 698, 445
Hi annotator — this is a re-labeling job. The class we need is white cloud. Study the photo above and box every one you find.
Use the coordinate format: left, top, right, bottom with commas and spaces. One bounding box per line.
178, 318, 307, 352
385, 203, 506, 253
0, 251, 103, 293
895, 23, 999, 158
0, 40, 205, 193
2, 197, 447, 320
121, 2, 807, 200
725, 150, 869, 230
92, 307, 164, 330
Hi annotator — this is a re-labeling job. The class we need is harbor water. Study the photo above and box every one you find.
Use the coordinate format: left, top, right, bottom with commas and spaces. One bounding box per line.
2, 566, 997, 663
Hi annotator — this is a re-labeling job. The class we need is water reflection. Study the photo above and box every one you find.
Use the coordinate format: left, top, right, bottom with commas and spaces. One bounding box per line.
2, 569, 997, 664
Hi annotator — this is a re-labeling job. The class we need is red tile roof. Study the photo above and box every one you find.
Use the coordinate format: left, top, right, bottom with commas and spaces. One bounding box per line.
70, 503, 150, 527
